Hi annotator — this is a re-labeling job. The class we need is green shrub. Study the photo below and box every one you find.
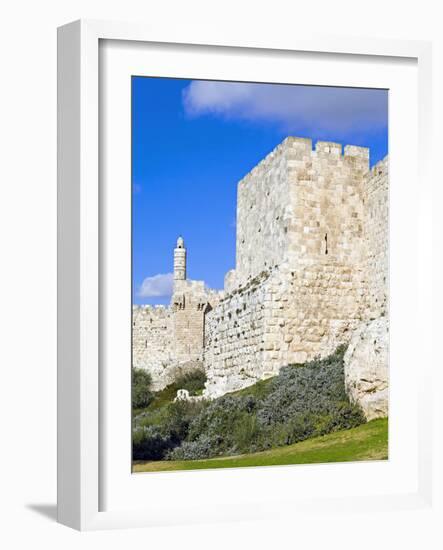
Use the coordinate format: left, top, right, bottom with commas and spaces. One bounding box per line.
256, 346, 363, 430
166, 396, 257, 460
174, 367, 207, 395
166, 435, 214, 461
132, 368, 154, 409
166, 345, 365, 461
133, 345, 366, 462
161, 400, 206, 440
233, 412, 260, 453
132, 425, 178, 461
132, 399, 207, 461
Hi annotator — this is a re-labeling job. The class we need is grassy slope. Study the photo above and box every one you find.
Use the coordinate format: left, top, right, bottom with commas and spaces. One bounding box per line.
133, 417, 388, 473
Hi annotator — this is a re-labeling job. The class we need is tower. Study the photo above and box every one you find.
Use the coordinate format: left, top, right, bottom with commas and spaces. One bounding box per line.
174, 236, 186, 281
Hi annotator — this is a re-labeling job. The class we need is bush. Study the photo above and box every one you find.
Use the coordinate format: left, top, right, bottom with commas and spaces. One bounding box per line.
133, 345, 366, 462
167, 396, 255, 460
174, 367, 207, 395
132, 368, 154, 409
256, 346, 362, 429
166, 345, 365, 460
132, 399, 207, 461
166, 435, 214, 461
161, 399, 206, 440
133, 425, 178, 461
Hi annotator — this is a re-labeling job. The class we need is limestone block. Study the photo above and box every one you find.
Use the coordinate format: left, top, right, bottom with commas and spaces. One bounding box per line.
292, 351, 307, 363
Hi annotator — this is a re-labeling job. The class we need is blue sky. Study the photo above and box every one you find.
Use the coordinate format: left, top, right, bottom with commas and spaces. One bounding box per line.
132, 77, 388, 305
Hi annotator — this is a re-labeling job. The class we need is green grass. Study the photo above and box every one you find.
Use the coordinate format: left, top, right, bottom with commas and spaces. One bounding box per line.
133, 417, 388, 473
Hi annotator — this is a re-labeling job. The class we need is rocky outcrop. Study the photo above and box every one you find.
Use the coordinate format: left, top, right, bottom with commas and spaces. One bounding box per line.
344, 317, 389, 420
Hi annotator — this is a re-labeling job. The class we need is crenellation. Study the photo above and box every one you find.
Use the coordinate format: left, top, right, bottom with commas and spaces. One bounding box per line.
315, 141, 343, 157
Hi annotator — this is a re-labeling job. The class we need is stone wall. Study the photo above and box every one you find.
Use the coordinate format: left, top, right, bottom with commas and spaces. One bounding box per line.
132, 305, 174, 390
204, 259, 365, 397
362, 158, 389, 320
204, 270, 269, 397
234, 138, 298, 287
341, 159, 389, 419
133, 279, 222, 391
232, 137, 369, 289
172, 279, 222, 363
204, 137, 377, 397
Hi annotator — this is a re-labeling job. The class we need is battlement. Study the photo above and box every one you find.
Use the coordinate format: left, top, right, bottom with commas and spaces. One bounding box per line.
234, 136, 372, 284
238, 138, 369, 191
344, 144, 370, 160
315, 141, 342, 156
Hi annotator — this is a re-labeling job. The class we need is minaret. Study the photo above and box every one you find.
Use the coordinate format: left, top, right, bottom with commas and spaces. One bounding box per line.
174, 236, 186, 281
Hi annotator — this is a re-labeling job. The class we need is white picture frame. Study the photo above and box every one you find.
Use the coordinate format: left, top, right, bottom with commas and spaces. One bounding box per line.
57, 19, 434, 531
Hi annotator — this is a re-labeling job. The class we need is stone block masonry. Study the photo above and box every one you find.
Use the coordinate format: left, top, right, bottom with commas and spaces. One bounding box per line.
132, 305, 174, 390
205, 259, 365, 397
172, 279, 222, 363
232, 137, 369, 290
132, 237, 222, 391
133, 137, 389, 416
362, 158, 389, 320
204, 137, 385, 398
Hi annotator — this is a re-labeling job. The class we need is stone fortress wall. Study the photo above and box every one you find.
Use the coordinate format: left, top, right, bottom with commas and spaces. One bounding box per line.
172, 279, 222, 363
132, 305, 173, 390
230, 138, 368, 287
361, 157, 389, 320
133, 137, 389, 416
204, 137, 386, 396
133, 237, 222, 390
340, 157, 389, 420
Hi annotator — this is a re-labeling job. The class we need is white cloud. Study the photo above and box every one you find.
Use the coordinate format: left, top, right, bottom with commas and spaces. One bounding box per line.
137, 273, 174, 298
182, 81, 387, 135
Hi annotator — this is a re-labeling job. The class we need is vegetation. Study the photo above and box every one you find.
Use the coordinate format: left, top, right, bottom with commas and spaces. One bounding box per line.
133, 346, 368, 464
138, 366, 207, 413
173, 367, 207, 395
132, 368, 154, 409
133, 418, 388, 472
133, 399, 206, 461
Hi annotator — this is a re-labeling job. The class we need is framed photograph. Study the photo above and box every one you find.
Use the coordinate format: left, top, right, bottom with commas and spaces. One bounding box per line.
57, 19, 433, 530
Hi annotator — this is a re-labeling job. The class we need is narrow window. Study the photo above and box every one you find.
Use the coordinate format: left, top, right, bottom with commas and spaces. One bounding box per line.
325, 233, 328, 255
